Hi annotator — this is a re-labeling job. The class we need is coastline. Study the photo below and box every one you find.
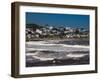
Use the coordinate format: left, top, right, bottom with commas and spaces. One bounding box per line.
26, 37, 89, 42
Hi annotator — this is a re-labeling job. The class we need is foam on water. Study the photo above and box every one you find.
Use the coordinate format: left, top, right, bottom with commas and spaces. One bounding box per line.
26, 41, 89, 48
32, 55, 54, 61
26, 41, 89, 61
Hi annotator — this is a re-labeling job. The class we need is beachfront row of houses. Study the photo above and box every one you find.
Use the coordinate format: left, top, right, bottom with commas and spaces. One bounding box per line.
26, 25, 89, 40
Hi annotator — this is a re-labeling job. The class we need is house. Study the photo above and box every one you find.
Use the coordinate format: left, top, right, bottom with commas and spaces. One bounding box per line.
36, 29, 42, 34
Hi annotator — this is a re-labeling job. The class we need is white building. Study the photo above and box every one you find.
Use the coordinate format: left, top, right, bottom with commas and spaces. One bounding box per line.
36, 29, 42, 34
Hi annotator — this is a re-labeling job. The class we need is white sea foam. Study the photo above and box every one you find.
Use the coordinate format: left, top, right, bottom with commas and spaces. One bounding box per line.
26, 41, 47, 45
26, 52, 88, 61
32, 55, 54, 61
26, 41, 89, 52
26, 45, 89, 51
61, 44, 89, 48
26, 41, 89, 49
26, 47, 89, 52
26, 51, 39, 56
26, 41, 89, 61
66, 54, 88, 58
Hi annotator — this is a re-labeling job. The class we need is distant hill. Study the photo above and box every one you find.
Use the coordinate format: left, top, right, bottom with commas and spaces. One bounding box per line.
26, 23, 44, 29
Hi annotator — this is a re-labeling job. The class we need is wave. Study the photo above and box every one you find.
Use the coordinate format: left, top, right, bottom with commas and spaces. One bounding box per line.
61, 44, 89, 48
66, 53, 88, 58
32, 55, 54, 61
26, 47, 89, 52
26, 51, 89, 61
26, 42, 89, 48
26, 41, 89, 53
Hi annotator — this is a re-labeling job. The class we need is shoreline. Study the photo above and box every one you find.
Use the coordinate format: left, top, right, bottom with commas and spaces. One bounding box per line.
26, 38, 89, 42
26, 37, 89, 42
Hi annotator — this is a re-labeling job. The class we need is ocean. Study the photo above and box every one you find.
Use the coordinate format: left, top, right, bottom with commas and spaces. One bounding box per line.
26, 39, 89, 67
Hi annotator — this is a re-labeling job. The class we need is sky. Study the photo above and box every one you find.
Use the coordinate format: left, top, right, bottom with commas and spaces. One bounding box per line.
26, 12, 89, 29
